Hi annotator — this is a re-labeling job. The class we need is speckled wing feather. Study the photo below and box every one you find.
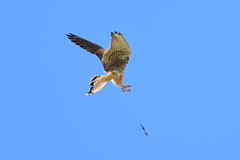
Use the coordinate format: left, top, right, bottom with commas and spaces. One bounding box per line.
102, 31, 131, 63
67, 33, 106, 61
109, 32, 131, 54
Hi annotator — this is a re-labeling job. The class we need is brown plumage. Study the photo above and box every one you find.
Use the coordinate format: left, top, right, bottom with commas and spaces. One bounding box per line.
67, 31, 131, 95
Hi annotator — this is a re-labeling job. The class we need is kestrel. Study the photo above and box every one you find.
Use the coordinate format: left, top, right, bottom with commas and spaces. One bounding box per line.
66, 31, 131, 95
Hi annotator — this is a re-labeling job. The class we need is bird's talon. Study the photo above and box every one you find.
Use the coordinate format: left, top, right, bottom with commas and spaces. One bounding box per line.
121, 85, 131, 92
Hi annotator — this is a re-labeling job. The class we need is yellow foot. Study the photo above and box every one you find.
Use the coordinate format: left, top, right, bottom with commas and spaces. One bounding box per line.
121, 85, 131, 92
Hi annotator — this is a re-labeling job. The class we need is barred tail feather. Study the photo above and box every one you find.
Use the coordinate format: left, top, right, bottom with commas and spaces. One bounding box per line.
86, 76, 107, 95
86, 73, 116, 95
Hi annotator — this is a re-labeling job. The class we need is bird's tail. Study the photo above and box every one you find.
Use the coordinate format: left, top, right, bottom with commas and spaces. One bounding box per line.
86, 73, 115, 95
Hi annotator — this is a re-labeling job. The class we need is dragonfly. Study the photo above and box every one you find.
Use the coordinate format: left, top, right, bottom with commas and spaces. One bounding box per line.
139, 124, 148, 136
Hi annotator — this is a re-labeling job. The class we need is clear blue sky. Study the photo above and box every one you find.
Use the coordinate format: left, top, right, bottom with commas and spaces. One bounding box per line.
1, 0, 240, 159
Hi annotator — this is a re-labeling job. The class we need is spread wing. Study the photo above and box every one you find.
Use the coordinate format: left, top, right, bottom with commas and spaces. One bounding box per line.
102, 31, 131, 63
67, 33, 106, 61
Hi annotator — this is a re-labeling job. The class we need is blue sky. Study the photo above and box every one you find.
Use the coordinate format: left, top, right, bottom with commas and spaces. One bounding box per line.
1, 0, 240, 159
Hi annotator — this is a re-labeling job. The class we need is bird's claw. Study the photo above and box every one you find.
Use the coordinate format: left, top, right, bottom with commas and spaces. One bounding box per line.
122, 89, 131, 92
121, 85, 131, 92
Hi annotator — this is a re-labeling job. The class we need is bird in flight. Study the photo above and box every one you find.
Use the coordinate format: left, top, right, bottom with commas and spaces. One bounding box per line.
67, 31, 131, 95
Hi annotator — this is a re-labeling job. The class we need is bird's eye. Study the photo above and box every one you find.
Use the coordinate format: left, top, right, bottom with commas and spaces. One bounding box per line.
124, 56, 129, 60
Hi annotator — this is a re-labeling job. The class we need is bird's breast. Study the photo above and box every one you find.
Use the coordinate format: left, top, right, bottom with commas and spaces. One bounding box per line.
107, 70, 123, 76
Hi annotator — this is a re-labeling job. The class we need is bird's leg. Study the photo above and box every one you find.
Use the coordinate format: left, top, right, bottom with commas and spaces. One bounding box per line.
121, 85, 131, 92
